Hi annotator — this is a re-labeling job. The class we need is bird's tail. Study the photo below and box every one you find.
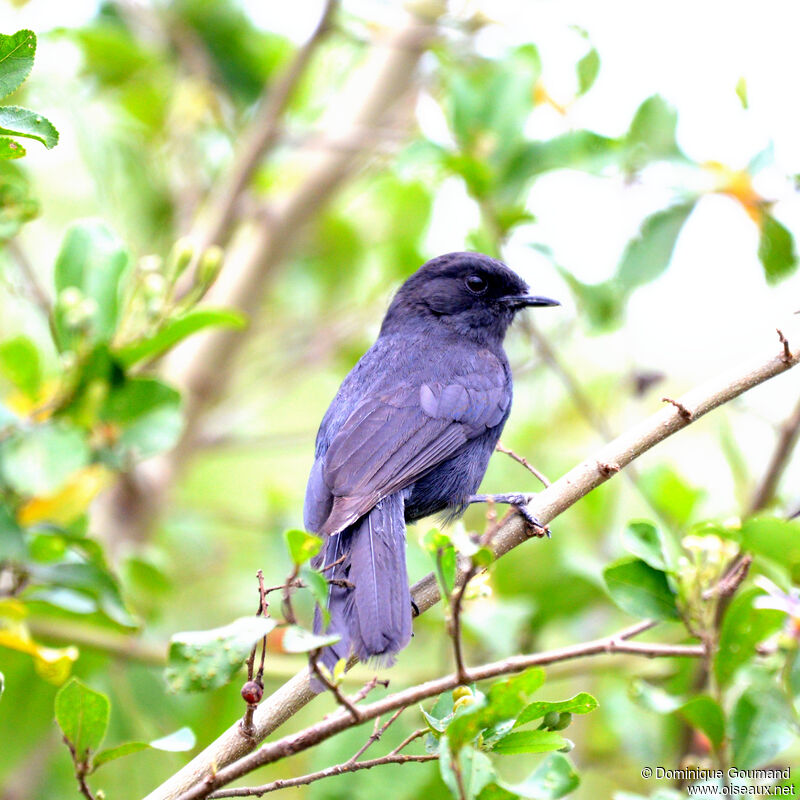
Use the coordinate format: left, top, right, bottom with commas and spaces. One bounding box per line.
313, 493, 412, 676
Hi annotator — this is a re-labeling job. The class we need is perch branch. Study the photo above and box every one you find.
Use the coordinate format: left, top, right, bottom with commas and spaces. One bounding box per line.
178, 624, 704, 799
146, 319, 800, 800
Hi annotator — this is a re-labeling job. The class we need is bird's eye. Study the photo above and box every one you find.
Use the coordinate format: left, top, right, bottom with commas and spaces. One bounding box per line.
465, 274, 488, 295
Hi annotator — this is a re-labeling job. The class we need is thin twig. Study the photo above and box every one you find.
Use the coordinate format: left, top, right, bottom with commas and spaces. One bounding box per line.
309, 652, 362, 722
388, 727, 428, 756
179, 623, 705, 800
7, 239, 59, 343
62, 737, 97, 800
207, 754, 438, 798
496, 442, 551, 487
347, 707, 404, 763
450, 564, 476, 686
750, 391, 800, 512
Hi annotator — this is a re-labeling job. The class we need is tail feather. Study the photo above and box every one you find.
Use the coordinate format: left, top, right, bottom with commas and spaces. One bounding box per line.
313, 492, 411, 676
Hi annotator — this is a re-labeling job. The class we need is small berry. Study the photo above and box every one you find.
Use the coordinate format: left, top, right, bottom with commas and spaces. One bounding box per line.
542, 711, 560, 730
452, 686, 472, 701
241, 680, 263, 705
552, 712, 572, 731
453, 695, 475, 713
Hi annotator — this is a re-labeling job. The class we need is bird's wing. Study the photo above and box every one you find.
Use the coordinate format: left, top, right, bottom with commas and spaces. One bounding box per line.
319, 350, 508, 535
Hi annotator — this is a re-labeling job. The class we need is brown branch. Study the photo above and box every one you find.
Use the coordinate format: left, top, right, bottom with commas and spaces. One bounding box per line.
206, 753, 438, 798
347, 707, 404, 763
62, 737, 97, 800
188, 0, 339, 255
309, 653, 362, 722
496, 441, 551, 487
749, 391, 800, 512
388, 727, 428, 756
7, 239, 58, 343
145, 320, 800, 800
450, 563, 476, 686
177, 624, 705, 799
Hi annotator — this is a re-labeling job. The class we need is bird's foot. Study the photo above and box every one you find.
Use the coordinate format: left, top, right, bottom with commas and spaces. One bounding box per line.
467, 493, 550, 538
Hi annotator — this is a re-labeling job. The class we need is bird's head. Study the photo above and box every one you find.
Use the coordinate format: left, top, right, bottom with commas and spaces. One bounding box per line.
380, 252, 559, 345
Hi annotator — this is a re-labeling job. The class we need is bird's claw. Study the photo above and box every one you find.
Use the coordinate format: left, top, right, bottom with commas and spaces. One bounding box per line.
514, 503, 550, 538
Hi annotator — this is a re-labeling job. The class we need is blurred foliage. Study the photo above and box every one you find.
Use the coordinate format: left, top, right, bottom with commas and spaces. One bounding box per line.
0, 3, 799, 800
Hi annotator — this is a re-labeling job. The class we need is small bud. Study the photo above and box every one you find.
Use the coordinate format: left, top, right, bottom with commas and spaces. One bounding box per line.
452, 686, 472, 701
197, 245, 224, 287
167, 237, 195, 280
241, 680, 263, 705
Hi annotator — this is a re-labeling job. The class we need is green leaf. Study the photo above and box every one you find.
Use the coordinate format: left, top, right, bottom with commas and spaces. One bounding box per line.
557, 272, 624, 332
622, 521, 667, 571
758, 213, 797, 284
490, 729, 567, 755
103, 377, 182, 459
677, 695, 725, 749
28, 560, 137, 628
165, 616, 276, 693
300, 564, 330, 626
447, 669, 545, 750
491, 753, 580, 799
115, 308, 247, 367
740, 516, 800, 582
616, 202, 696, 291
625, 95, 683, 168
715, 587, 784, 688
576, 48, 600, 95
284, 529, 322, 566
92, 741, 149, 769
281, 625, 340, 653
92, 726, 195, 770
735, 77, 748, 109
0, 335, 42, 397
0, 160, 38, 239
54, 220, 131, 347
515, 693, 598, 727
424, 528, 457, 597
0, 30, 36, 100
603, 557, 678, 620
0, 137, 25, 159
639, 465, 704, 528
55, 678, 110, 760
0, 106, 58, 149
730, 684, 795, 768
0, 424, 90, 495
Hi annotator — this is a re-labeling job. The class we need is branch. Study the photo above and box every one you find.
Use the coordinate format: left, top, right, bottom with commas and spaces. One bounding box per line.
177, 624, 705, 799
188, 0, 339, 254
496, 441, 551, 487
749, 389, 800, 512
207, 753, 438, 798
149, 318, 800, 800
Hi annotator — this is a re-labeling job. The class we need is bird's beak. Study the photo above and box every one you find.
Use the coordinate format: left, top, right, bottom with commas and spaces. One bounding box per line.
502, 294, 560, 310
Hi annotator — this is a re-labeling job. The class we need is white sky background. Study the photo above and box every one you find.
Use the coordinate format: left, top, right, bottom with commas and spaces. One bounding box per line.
5, 0, 800, 506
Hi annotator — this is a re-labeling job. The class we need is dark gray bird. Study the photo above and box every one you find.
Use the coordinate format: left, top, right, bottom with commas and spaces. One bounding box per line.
303, 252, 558, 672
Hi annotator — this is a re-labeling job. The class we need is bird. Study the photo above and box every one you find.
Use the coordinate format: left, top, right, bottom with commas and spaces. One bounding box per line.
303, 251, 558, 673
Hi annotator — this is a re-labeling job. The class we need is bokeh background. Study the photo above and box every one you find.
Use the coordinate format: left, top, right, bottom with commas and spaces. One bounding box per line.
1, 1, 799, 798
